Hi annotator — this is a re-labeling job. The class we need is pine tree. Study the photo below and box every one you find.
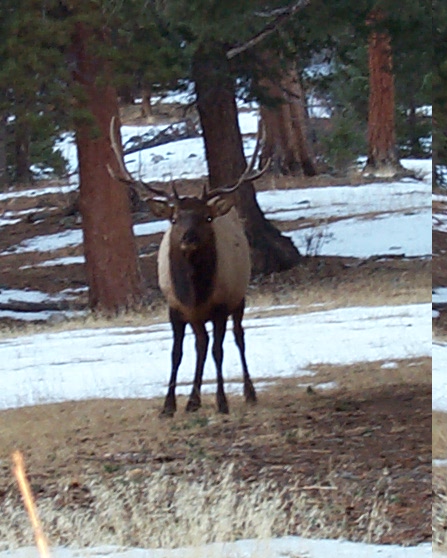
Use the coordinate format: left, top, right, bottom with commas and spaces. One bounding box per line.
158, 0, 306, 274
258, 53, 317, 176
0, 1, 71, 184
71, 19, 145, 314
363, 7, 403, 176
0, 1, 149, 314
433, 0, 447, 185
363, 3, 431, 176
292, 0, 431, 172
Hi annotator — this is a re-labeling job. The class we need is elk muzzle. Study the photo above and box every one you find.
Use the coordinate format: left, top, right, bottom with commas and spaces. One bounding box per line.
180, 229, 201, 256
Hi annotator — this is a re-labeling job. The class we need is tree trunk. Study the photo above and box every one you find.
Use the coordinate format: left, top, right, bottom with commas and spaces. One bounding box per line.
364, 9, 404, 177
141, 87, 153, 118
71, 23, 145, 315
192, 44, 300, 275
407, 98, 420, 156
259, 57, 317, 176
14, 115, 32, 184
0, 114, 7, 188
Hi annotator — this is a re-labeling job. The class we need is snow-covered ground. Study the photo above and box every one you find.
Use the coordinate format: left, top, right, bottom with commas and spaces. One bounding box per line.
434, 342, 447, 413
0, 113, 434, 557
0, 538, 432, 558
0, 303, 431, 410
433, 340, 447, 558
2, 176, 431, 259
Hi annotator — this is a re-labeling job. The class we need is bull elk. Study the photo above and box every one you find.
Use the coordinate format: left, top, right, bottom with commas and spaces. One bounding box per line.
109, 117, 267, 416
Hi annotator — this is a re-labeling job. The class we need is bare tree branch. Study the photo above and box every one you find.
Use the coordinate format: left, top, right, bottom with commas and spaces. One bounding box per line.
226, 0, 311, 60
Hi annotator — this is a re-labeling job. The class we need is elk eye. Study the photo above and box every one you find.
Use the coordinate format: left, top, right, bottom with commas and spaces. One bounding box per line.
171, 217, 177, 224
206, 216, 213, 223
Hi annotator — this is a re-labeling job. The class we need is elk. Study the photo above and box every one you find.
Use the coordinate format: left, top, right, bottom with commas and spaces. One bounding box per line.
109, 118, 266, 416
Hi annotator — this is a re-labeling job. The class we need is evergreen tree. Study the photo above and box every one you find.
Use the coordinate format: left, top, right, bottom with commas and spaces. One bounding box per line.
157, 0, 307, 274
289, 0, 431, 171
71, 16, 145, 314
363, 7, 403, 176
0, 1, 151, 313
0, 1, 70, 184
433, 0, 447, 186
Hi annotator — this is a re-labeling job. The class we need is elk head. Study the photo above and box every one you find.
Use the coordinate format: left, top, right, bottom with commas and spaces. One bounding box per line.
145, 185, 236, 259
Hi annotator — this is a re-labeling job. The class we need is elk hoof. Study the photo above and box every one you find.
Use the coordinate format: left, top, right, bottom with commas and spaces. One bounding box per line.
218, 403, 229, 414
185, 398, 201, 413
217, 395, 229, 414
244, 384, 257, 404
159, 405, 176, 418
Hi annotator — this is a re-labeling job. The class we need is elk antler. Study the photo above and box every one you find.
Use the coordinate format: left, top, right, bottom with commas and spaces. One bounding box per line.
107, 116, 170, 200
203, 118, 269, 200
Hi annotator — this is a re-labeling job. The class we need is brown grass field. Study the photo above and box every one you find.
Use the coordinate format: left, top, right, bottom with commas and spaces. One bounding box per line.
0, 363, 431, 549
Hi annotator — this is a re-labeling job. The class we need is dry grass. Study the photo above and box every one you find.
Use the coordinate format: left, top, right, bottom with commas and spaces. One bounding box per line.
0, 367, 431, 551
1, 462, 397, 551
0, 359, 430, 475
434, 412, 447, 460
0, 255, 431, 340
434, 467, 447, 553
1, 465, 289, 549
304, 357, 431, 393
433, 407, 447, 553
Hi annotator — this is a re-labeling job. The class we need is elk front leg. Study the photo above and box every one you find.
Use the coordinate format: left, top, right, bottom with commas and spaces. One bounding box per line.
233, 299, 256, 404
212, 305, 229, 414
161, 309, 186, 417
186, 322, 209, 412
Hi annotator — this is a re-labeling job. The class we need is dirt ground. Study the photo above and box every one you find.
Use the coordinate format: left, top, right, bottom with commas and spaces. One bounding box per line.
0, 365, 431, 546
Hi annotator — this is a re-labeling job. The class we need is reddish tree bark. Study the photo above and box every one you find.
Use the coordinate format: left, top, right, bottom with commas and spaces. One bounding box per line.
71, 23, 144, 314
364, 10, 404, 177
192, 44, 300, 275
260, 58, 317, 176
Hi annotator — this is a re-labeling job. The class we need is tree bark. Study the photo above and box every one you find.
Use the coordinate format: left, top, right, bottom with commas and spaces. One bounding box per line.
14, 114, 32, 184
71, 23, 145, 315
406, 98, 421, 156
192, 44, 301, 275
259, 57, 317, 176
364, 9, 404, 177
0, 113, 7, 188
141, 87, 153, 118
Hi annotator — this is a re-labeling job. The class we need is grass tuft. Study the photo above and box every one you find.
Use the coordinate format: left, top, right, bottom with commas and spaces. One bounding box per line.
1, 462, 399, 551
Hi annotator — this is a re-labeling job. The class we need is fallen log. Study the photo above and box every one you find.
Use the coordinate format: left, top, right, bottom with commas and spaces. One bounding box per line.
123, 119, 201, 156
0, 299, 86, 313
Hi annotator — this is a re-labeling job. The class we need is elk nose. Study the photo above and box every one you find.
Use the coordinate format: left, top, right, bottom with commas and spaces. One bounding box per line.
180, 230, 200, 252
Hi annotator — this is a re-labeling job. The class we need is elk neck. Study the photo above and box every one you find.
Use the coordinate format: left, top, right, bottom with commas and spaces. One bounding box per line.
169, 231, 217, 308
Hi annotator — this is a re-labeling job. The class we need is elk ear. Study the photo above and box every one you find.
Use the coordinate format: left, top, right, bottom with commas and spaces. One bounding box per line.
147, 198, 174, 220
207, 194, 235, 218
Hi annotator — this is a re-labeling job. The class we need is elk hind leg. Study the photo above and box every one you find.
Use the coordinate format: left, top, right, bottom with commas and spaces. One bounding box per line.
233, 299, 256, 404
